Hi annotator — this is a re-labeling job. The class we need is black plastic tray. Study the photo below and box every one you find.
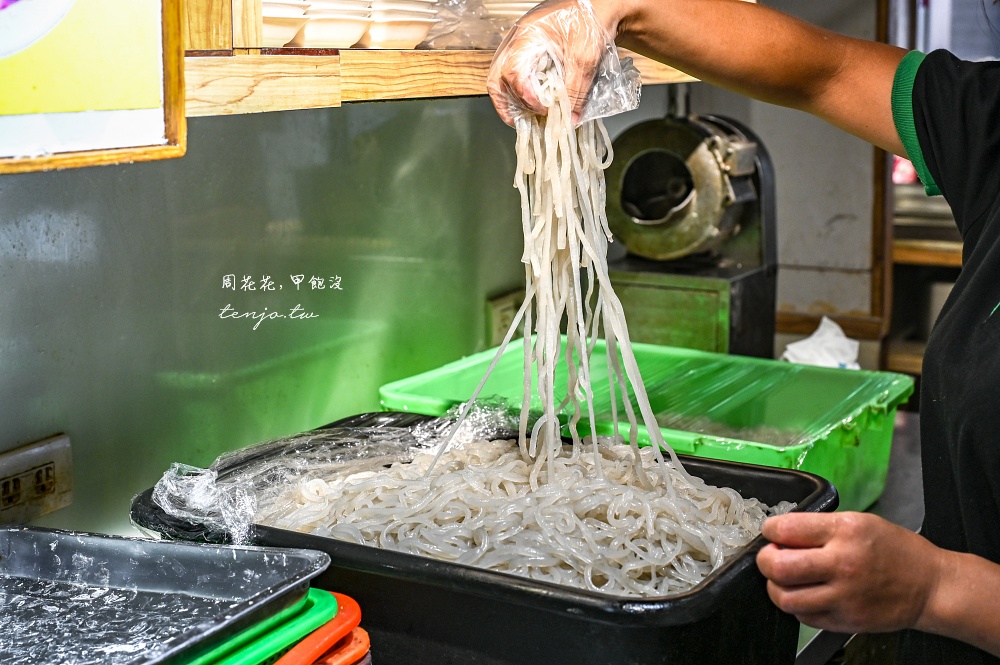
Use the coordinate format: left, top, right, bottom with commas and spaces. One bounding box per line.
132, 412, 839, 665
0, 525, 330, 664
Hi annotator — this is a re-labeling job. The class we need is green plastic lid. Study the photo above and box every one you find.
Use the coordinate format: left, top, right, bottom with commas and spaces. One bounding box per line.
189, 588, 338, 665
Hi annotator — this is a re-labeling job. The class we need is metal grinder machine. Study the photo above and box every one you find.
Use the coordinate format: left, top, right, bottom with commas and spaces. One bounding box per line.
606, 107, 777, 358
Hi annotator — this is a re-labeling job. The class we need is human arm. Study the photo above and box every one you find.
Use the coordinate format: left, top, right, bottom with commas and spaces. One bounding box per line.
488, 0, 908, 156
756, 511, 1000, 656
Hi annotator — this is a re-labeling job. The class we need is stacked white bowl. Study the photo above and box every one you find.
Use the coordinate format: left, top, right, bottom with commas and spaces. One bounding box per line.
265, 0, 438, 48
262, 0, 310, 47
357, 0, 439, 48
294, 0, 375, 47
481, 0, 536, 20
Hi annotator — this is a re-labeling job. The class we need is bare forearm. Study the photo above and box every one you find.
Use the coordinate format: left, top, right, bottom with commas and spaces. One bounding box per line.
598, 0, 907, 155
919, 550, 1000, 656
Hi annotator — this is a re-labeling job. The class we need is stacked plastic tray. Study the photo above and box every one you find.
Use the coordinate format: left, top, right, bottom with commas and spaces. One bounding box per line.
191, 589, 368, 665
0, 526, 332, 665
0, 526, 368, 665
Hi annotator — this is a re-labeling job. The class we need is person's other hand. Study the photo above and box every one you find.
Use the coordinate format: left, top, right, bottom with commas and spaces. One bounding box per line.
756, 511, 944, 633
486, 0, 618, 125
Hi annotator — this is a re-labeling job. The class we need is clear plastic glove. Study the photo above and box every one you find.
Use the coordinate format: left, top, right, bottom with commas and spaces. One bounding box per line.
486, 0, 640, 126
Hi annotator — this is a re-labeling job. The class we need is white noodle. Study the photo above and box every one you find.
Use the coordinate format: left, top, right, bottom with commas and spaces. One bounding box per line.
256, 61, 794, 597
260, 439, 789, 597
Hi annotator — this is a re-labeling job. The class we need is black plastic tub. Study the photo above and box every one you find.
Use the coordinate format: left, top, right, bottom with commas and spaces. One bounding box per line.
0, 525, 329, 664
131, 412, 839, 665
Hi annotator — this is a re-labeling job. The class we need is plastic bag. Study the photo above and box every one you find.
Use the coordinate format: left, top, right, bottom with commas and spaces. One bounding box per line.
487, 0, 641, 126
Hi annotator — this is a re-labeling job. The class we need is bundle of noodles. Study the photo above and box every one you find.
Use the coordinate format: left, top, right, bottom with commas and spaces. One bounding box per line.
260, 437, 785, 596
431, 53, 697, 490
256, 57, 793, 597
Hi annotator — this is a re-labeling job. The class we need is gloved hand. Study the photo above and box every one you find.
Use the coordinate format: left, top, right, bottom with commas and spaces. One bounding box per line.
486, 0, 640, 126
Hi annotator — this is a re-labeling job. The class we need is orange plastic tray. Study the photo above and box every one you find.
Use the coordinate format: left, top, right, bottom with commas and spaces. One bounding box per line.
273, 592, 362, 665
314, 627, 370, 665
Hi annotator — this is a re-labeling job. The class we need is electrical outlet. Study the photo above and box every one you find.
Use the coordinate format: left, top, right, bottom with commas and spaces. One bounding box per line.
0, 434, 72, 524
486, 289, 525, 347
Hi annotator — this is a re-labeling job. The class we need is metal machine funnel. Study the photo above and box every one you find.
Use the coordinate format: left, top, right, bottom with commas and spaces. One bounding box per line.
606, 114, 777, 357
608, 115, 763, 261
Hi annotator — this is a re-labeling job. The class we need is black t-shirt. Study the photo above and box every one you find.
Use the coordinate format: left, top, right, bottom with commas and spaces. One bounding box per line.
892, 49, 1000, 665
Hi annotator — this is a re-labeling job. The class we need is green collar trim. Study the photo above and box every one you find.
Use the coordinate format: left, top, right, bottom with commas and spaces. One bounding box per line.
892, 50, 940, 196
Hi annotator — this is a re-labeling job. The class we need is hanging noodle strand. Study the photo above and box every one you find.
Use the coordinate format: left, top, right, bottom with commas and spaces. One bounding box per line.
256, 59, 793, 598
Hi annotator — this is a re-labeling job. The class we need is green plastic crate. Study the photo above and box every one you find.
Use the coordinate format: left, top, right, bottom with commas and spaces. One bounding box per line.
379, 339, 914, 512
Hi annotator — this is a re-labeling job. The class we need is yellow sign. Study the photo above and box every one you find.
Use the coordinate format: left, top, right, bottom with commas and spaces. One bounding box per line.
0, 0, 162, 116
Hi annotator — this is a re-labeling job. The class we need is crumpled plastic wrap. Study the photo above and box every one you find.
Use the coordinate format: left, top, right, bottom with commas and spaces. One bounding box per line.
152, 463, 258, 546
486, 0, 640, 126
151, 403, 519, 545
412, 396, 519, 445
152, 428, 418, 545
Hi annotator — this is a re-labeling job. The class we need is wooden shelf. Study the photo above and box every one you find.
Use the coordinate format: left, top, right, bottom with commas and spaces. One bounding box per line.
184, 48, 695, 117
884, 338, 926, 375
892, 238, 962, 268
